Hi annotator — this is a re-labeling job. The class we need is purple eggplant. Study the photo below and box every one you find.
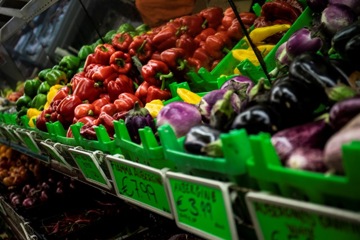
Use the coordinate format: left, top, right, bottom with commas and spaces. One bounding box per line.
286, 28, 323, 60
306, 0, 328, 12
125, 102, 157, 144
321, 4, 357, 35
220, 76, 254, 101
324, 113, 360, 174
269, 42, 291, 77
241, 78, 271, 111
329, 96, 360, 130
184, 124, 223, 157
271, 120, 333, 163
329, 0, 360, 15
157, 101, 202, 138
231, 104, 285, 135
210, 90, 240, 131
198, 89, 241, 123
285, 147, 328, 172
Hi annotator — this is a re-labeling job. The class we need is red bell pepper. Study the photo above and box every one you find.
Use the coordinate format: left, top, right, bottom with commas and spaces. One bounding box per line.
100, 103, 118, 116
160, 48, 187, 71
92, 65, 117, 82
145, 85, 171, 103
151, 24, 179, 51
107, 74, 134, 102
141, 59, 173, 86
128, 35, 153, 63
240, 12, 257, 26
56, 95, 82, 124
35, 110, 48, 132
222, 8, 235, 29
74, 103, 95, 120
112, 32, 133, 52
109, 51, 132, 74
134, 81, 151, 105
51, 86, 70, 103
114, 93, 143, 112
194, 28, 216, 46
151, 51, 162, 61
227, 18, 243, 41
67, 116, 96, 138
73, 77, 104, 103
97, 112, 115, 139
178, 14, 205, 37
83, 53, 96, 70
187, 57, 202, 72
69, 72, 86, 92
80, 121, 99, 140
192, 47, 212, 68
176, 34, 197, 58
211, 59, 220, 71
200, 7, 224, 29
84, 64, 102, 79
94, 43, 116, 65
203, 32, 231, 59
113, 110, 129, 121
91, 97, 110, 116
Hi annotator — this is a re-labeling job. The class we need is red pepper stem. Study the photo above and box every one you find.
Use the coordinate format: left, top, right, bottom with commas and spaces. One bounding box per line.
223, 47, 230, 54
138, 40, 147, 53
177, 59, 187, 71
88, 110, 94, 116
201, 19, 208, 29
100, 45, 108, 52
115, 58, 125, 67
160, 77, 166, 90
159, 71, 173, 81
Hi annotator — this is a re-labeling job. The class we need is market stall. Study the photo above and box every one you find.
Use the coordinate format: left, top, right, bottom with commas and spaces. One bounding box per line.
1, 0, 360, 239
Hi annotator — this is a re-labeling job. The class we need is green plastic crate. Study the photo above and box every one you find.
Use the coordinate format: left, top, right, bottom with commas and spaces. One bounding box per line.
69, 122, 120, 155
20, 115, 51, 141
247, 133, 360, 211
158, 124, 256, 187
113, 120, 174, 169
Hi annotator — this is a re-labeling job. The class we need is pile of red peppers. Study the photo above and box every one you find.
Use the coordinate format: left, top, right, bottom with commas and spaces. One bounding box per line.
35, 6, 258, 140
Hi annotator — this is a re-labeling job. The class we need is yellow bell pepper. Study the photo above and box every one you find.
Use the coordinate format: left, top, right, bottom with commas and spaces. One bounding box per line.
28, 116, 37, 128
47, 84, 63, 103
144, 99, 164, 118
249, 24, 291, 45
26, 108, 42, 119
177, 88, 202, 105
44, 101, 50, 110
232, 44, 275, 67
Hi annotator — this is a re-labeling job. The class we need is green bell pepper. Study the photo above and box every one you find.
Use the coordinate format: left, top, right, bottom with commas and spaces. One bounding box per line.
45, 69, 67, 86
78, 45, 94, 60
135, 24, 151, 35
30, 93, 47, 110
117, 23, 135, 33
38, 68, 52, 81
24, 78, 42, 98
104, 29, 117, 43
59, 55, 81, 70
37, 81, 51, 94
16, 95, 31, 111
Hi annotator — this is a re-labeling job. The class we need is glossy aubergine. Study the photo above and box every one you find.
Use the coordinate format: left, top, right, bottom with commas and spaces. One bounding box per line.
343, 34, 360, 68
331, 19, 360, 57
289, 52, 348, 89
184, 124, 223, 157
269, 75, 325, 125
230, 104, 285, 135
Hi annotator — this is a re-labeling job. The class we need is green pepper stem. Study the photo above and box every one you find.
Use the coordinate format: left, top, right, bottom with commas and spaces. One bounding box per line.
201, 19, 208, 29
176, 59, 187, 71
115, 58, 125, 67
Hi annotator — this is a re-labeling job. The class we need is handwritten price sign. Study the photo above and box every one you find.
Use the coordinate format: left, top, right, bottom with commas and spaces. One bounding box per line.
166, 172, 237, 240
107, 155, 172, 218
69, 148, 111, 190
246, 192, 360, 240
